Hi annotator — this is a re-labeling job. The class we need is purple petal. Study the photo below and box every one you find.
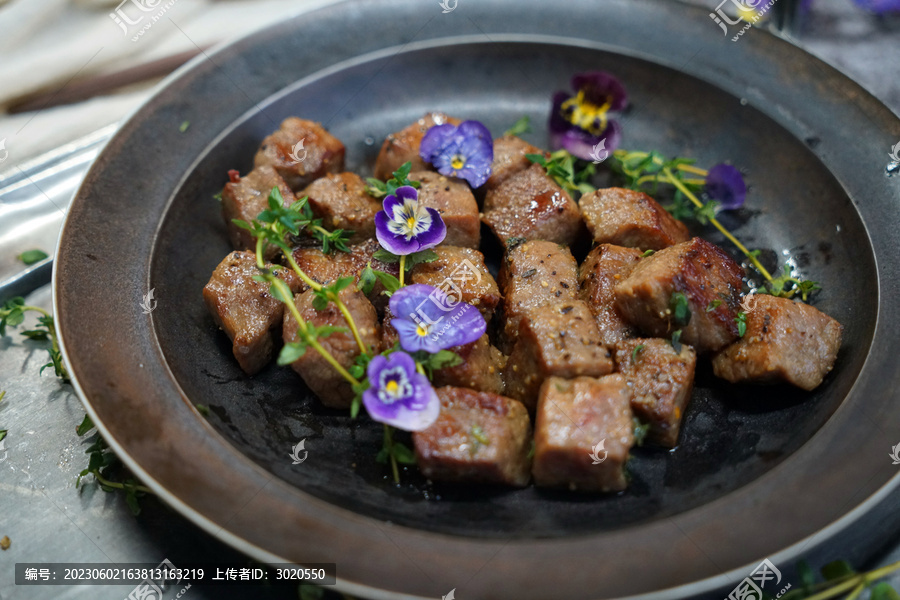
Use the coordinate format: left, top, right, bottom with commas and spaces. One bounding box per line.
550, 120, 622, 162
390, 284, 486, 352
393, 319, 442, 354
419, 123, 458, 163
362, 352, 440, 431
390, 284, 446, 325
705, 164, 746, 210
456, 120, 492, 144
382, 186, 418, 217
413, 207, 447, 249
548, 91, 572, 136
850, 0, 900, 12
375, 212, 421, 255
571, 71, 628, 111
428, 303, 486, 349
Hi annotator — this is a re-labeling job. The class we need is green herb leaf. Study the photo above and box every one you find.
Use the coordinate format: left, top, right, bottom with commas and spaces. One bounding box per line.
506, 237, 527, 250
18, 249, 48, 265
403, 248, 439, 271
372, 248, 400, 263
213, 190, 223, 202
641, 249, 655, 258
372, 270, 401, 296
504, 115, 531, 137
0, 430, 6, 442
391, 442, 417, 464
366, 161, 422, 198
820, 560, 855, 582
633, 417, 650, 447
76, 414, 95, 436
299, 584, 325, 600
527, 149, 596, 197
870, 582, 900, 600
277, 342, 307, 366
179, 121, 190, 133
796, 560, 815, 591
670, 329, 683, 353
706, 299, 723, 312
358, 264, 377, 296
735, 311, 748, 337
669, 292, 692, 328
195, 404, 210, 416
631, 344, 645, 363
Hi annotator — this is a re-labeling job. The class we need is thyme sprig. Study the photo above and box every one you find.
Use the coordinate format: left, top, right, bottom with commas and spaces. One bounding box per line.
0, 297, 68, 382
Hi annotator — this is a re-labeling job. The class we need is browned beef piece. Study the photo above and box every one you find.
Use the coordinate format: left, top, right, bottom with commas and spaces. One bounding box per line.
283, 287, 381, 408
579, 187, 690, 251
409, 245, 500, 323
203, 251, 301, 375
532, 375, 634, 492
410, 171, 480, 248
253, 118, 345, 191
498, 240, 579, 351
292, 239, 399, 314
482, 163, 583, 245
578, 244, 644, 346
374, 112, 462, 180
486, 135, 545, 190
301, 172, 380, 244
505, 301, 614, 411
614, 237, 744, 353
613, 338, 696, 447
381, 306, 400, 349
712, 295, 842, 391
433, 334, 506, 395
221, 166, 296, 255
412, 386, 532, 486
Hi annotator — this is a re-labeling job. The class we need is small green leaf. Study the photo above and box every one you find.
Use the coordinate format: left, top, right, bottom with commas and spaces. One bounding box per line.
311, 293, 329, 311
213, 191, 223, 202
633, 417, 650, 446
641, 249, 655, 258
299, 584, 325, 600
21, 328, 50, 341
820, 560, 855, 581
277, 342, 307, 366
796, 560, 815, 590
75, 414, 95, 436
365, 178, 389, 199
669, 292, 692, 328
0, 430, 6, 442
404, 249, 439, 271
870, 582, 900, 600
372, 270, 401, 295
269, 281, 295, 305
470, 425, 490, 446
670, 329, 683, 353
631, 344, 645, 363
18, 249, 48, 265
506, 237, 527, 250
429, 350, 464, 371
706, 299, 723, 313
735, 311, 748, 337
124, 488, 142, 515
358, 264, 377, 296
392, 442, 417, 464
503, 115, 531, 137
179, 121, 190, 133
372, 248, 400, 264
350, 395, 362, 419
195, 404, 210, 416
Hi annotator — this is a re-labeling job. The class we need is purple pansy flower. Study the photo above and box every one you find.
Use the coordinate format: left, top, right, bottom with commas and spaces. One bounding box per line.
705, 164, 747, 210
419, 120, 494, 188
389, 284, 486, 354
363, 351, 440, 431
549, 71, 628, 161
849, 0, 900, 13
374, 185, 446, 255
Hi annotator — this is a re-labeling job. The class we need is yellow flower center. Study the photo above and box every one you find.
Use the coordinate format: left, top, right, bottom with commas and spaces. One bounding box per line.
560, 90, 611, 136
406, 216, 417, 229
416, 324, 429, 337
386, 380, 399, 394
450, 155, 466, 170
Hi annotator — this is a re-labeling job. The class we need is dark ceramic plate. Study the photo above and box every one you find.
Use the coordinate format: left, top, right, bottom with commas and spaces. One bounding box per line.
55, 1, 900, 598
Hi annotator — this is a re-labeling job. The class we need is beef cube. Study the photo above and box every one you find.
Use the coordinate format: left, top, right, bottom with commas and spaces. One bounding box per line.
613, 338, 696, 447
578, 244, 644, 345
292, 239, 400, 314
505, 301, 614, 411
221, 166, 296, 255
433, 334, 506, 395
409, 245, 500, 322
482, 163, 583, 245
486, 135, 545, 190
253, 118, 345, 190
498, 240, 579, 351
283, 287, 381, 408
579, 187, 690, 251
412, 386, 532, 486
532, 375, 634, 492
712, 295, 842, 391
614, 237, 744, 353
203, 251, 301, 375
301, 172, 381, 244
374, 112, 462, 180
410, 171, 480, 248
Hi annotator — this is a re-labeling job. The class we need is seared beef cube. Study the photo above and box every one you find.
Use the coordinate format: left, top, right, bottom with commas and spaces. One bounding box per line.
578, 244, 644, 345
412, 386, 532, 486
283, 287, 381, 408
482, 163, 583, 245
433, 334, 506, 395
613, 338, 696, 447
498, 240, 578, 351
292, 239, 399, 314
253, 118, 345, 190
614, 237, 744, 353
381, 306, 400, 349
505, 301, 614, 411
409, 245, 500, 322
301, 172, 380, 244
203, 251, 301, 375
411, 171, 480, 248
712, 295, 842, 391
486, 135, 545, 190
374, 112, 462, 180
532, 375, 634, 492
580, 187, 690, 251
221, 166, 296, 255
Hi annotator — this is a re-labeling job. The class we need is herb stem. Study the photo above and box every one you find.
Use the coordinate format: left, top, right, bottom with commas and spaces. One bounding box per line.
282, 251, 323, 292
801, 560, 900, 600
19, 304, 66, 380
91, 470, 154, 495
398, 255, 406, 287
384, 425, 400, 484
661, 166, 773, 282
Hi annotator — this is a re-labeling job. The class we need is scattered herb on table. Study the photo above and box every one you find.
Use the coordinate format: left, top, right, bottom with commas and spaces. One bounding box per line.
18, 249, 48, 265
